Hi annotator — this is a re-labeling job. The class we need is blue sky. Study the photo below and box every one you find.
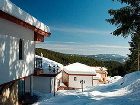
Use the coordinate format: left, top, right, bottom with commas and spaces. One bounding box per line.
11, 0, 130, 56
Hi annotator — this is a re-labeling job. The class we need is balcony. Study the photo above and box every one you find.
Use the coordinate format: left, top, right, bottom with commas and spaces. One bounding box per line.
34, 58, 44, 76
34, 57, 60, 76
47, 65, 59, 74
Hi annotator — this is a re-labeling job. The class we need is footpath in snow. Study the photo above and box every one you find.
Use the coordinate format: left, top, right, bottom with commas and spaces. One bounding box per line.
33, 71, 140, 105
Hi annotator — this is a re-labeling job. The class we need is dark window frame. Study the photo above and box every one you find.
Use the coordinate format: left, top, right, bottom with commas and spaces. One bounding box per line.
19, 39, 24, 60
74, 77, 77, 81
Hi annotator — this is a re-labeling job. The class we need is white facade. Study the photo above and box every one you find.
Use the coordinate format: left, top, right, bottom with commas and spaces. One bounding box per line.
63, 63, 96, 89
0, 18, 35, 85
24, 55, 63, 93
25, 73, 62, 93
25, 76, 53, 93
68, 75, 93, 88
0, 0, 51, 104
29, 56, 63, 93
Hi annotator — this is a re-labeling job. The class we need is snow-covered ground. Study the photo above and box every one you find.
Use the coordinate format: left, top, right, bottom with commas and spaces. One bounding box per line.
33, 71, 140, 105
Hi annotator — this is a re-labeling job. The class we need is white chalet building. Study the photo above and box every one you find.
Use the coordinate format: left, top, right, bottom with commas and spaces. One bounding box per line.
0, 0, 50, 104
63, 62, 96, 89
25, 55, 63, 94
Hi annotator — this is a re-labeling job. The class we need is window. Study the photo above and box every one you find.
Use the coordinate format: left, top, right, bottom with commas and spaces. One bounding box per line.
74, 77, 77, 81
35, 58, 42, 68
19, 39, 24, 60
18, 79, 25, 101
57, 80, 60, 87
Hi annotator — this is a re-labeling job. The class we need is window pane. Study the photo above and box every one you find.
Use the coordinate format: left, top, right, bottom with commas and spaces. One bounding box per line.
19, 39, 24, 60
74, 77, 77, 81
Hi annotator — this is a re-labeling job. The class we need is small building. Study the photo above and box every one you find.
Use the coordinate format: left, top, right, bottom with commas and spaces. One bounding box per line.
0, 0, 50, 104
95, 67, 108, 84
62, 62, 96, 89
25, 55, 63, 94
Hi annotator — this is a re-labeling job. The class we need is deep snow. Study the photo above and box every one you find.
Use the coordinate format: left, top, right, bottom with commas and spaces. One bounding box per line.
33, 71, 140, 105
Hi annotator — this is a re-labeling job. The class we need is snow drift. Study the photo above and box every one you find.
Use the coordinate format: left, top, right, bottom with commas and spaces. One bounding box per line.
33, 71, 140, 105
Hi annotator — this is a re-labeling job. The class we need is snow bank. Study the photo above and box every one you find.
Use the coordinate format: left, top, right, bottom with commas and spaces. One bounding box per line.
119, 71, 140, 87
33, 71, 140, 105
108, 76, 122, 83
0, 0, 50, 33
127, 79, 140, 93
120, 71, 140, 97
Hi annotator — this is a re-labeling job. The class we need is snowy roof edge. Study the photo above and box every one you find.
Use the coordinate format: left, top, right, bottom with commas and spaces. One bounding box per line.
0, 0, 50, 33
64, 62, 96, 75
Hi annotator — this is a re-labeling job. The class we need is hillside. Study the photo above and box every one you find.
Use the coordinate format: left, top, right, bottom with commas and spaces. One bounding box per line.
35, 48, 103, 67
35, 48, 126, 76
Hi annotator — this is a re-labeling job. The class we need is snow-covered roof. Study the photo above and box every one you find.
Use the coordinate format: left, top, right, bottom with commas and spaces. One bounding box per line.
0, 0, 50, 33
64, 62, 96, 75
35, 55, 63, 73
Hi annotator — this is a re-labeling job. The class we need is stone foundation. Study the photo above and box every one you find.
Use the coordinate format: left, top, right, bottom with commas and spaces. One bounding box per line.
0, 81, 18, 105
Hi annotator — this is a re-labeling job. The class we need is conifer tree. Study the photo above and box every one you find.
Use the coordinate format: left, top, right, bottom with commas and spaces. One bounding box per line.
126, 34, 140, 72
107, 0, 140, 37
107, 0, 140, 71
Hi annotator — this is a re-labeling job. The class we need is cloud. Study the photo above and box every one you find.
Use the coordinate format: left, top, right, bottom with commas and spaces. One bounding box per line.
50, 26, 111, 35
36, 42, 130, 56
90, 44, 130, 49
37, 41, 78, 44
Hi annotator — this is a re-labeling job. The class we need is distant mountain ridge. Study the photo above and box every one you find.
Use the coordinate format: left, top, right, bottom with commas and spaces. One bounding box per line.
36, 48, 127, 76
79, 54, 128, 63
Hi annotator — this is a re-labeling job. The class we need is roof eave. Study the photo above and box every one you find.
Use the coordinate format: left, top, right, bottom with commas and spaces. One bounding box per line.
0, 10, 51, 37
34, 28, 51, 37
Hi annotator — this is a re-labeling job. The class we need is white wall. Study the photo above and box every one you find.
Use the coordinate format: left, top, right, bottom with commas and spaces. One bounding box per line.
0, 18, 35, 85
69, 75, 93, 88
54, 72, 62, 91
25, 76, 52, 93
25, 73, 62, 93
93, 79, 99, 86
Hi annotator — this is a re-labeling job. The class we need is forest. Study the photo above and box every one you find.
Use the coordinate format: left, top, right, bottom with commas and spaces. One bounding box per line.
36, 48, 126, 76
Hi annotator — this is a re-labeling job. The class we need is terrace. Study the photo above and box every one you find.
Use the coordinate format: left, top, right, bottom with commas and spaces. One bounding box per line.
34, 57, 60, 77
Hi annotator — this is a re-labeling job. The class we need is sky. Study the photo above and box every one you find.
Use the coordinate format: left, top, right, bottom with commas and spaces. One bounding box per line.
11, 0, 130, 56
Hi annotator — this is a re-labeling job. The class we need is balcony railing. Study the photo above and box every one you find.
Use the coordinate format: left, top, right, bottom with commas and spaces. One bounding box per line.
34, 57, 60, 76
48, 65, 60, 74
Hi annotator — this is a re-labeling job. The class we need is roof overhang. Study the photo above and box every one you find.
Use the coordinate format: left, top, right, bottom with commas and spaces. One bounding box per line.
63, 70, 96, 76
0, 10, 51, 37
68, 73, 96, 76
